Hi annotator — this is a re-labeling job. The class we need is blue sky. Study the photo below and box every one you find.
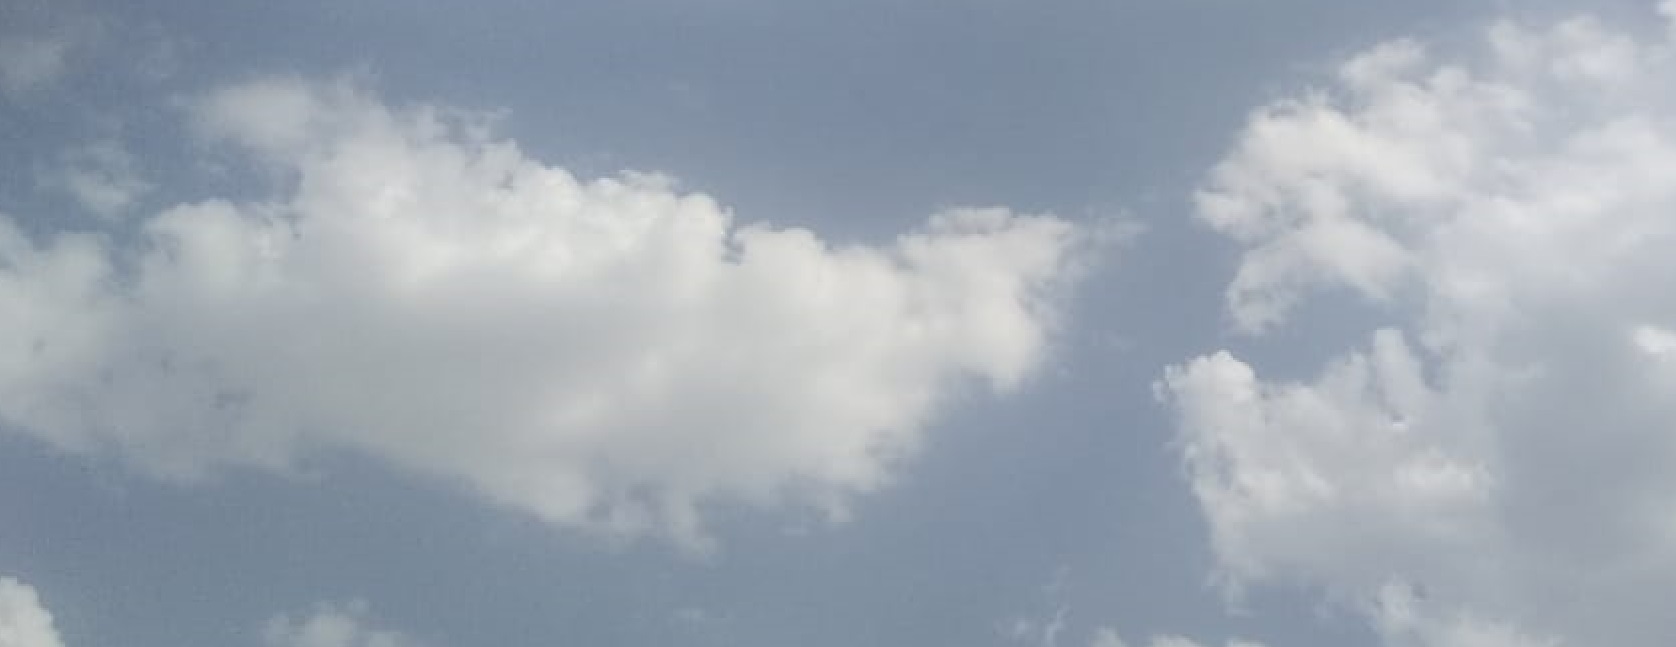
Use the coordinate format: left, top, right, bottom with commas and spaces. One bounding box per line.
5, 2, 1676, 647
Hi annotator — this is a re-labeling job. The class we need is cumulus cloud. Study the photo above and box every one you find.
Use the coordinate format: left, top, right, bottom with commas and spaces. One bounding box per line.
264, 601, 419, 647
1164, 6, 1676, 646
0, 77, 1092, 547
0, 577, 64, 647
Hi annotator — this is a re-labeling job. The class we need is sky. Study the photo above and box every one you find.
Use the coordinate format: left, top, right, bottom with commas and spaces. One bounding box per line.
4, 1, 1676, 646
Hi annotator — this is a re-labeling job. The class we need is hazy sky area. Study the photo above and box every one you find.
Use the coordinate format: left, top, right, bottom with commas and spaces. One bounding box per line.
5, 2, 1676, 646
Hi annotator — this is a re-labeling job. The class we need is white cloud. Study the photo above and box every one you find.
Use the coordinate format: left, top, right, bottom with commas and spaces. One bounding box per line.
0, 577, 64, 647
264, 601, 418, 647
40, 141, 150, 219
1165, 7, 1676, 646
0, 77, 1093, 548
1007, 606, 1069, 647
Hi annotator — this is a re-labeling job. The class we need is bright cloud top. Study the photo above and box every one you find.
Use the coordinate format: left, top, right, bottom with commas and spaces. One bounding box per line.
1165, 5, 1676, 647
0, 578, 63, 647
0, 77, 1089, 547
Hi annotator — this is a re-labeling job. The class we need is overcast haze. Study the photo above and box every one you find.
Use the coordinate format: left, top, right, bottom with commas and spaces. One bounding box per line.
4, 2, 1676, 646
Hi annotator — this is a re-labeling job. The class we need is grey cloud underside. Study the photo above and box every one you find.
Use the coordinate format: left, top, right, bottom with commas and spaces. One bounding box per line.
0, 77, 1093, 548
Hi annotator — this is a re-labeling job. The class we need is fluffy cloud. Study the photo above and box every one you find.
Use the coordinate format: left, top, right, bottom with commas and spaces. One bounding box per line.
0, 577, 64, 647
1164, 5, 1676, 646
0, 77, 1091, 547
264, 601, 418, 647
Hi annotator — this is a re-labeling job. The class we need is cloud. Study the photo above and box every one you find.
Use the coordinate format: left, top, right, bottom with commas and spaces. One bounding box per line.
1090, 629, 1128, 647
1088, 629, 1263, 647
1164, 6, 1676, 646
0, 36, 71, 98
0, 586, 416, 647
39, 141, 150, 219
0, 577, 64, 647
1006, 606, 1068, 647
0, 77, 1094, 548
0, 8, 101, 101
264, 601, 419, 647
